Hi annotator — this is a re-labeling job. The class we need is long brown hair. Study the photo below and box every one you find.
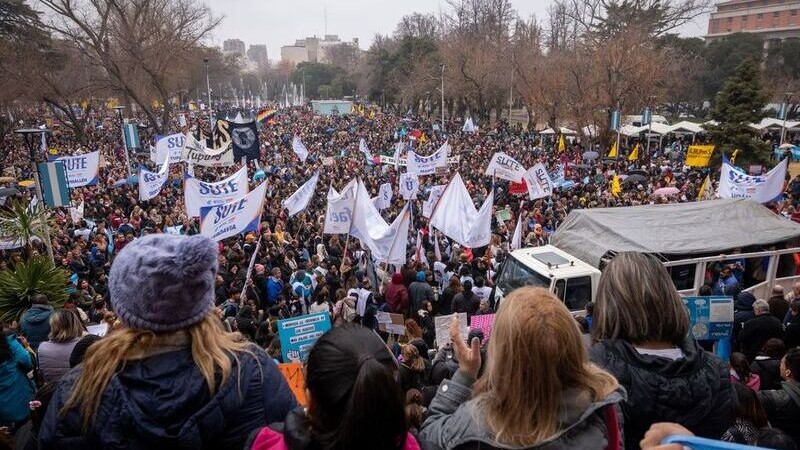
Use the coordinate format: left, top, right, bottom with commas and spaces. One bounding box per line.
60, 314, 252, 428
474, 287, 618, 447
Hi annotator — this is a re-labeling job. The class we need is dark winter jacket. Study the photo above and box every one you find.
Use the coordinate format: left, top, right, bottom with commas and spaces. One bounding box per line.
738, 314, 783, 362
39, 344, 297, 450
247, 407, 422, 450
418, 370, 626, 450
757, 380, 800, 444
399, 359, 432, 393
452, 292, 480, 318
784, 313, 800, 349
589, 338, 735, 450
750, 356, 784, 391
19, 305, 54, 351
732, 292, 756, 346
408, 281, 435, 315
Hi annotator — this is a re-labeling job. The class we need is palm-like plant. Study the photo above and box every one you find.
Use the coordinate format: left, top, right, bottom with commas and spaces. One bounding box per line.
0, 199, 53, 258
0, 256, 68, 323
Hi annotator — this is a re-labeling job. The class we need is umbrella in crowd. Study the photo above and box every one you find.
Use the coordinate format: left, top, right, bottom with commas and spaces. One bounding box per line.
654, 187, 680, 197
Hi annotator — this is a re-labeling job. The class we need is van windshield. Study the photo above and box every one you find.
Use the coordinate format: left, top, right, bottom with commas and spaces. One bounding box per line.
497, 256, 552, 294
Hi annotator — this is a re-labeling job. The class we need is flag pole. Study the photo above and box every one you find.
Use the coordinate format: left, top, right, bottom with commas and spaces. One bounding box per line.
239, 231, 263, 308
340, 180, 359, 276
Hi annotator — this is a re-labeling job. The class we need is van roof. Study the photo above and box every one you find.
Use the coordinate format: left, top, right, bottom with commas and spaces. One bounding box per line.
509, 245, 601, 279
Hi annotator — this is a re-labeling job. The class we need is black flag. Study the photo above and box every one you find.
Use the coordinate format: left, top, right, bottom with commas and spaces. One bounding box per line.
228, 120, 260, 160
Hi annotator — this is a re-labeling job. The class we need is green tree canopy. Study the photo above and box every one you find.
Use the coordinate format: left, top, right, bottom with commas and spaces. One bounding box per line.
704, 58, 771, 166
702, 33, 764, 99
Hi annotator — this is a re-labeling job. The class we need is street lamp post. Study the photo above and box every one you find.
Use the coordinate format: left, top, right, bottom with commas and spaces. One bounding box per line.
204, 58, 213, 118
14, 128, 55, 264
113, 106, 132, 178
440, 63, 445, 133
780, 92, 794, 146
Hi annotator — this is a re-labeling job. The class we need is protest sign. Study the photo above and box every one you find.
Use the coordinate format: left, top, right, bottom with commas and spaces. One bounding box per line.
184, 166, 249, 217
406, 142, 450, 176
181, 134, 234, 167
278, 363, 308, 407
138, 157, 170, 201
399, 172, 419, 200
56, 151, 100, 187
681, 296, 733, 340
374, 182, 393, 210
277, 312, 332, 363
434, 313, 468, 348
485, 152, 525, 182
470, 314, 495, 342
377, 312, 406, 335
323, 180, 357, 234
495, 208, 512, 224
718, 157, 786, 203
199, 181, 266, 241
684, 145, 715, 167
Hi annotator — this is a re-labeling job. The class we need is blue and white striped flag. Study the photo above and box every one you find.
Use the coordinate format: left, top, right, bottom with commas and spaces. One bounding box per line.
642, 107, 652, 125
778, 102, 787, 121
123, 122, 140, 150
610, 110, 621, 131
37, 161, 70, 207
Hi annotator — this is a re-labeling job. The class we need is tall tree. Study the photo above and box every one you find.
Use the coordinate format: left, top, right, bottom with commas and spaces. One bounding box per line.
702, 33, 764, 100
704, 59, 771, 166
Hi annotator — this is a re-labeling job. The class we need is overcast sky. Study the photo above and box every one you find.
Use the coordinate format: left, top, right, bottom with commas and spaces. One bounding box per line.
203, 0, 708, 60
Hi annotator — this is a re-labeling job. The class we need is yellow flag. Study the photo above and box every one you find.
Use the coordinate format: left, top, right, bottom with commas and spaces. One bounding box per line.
697, 174, 713, 201
369, 109, 375, 120
420, 132, 428, 144
611, 174, 622, 197
628, 143, 639, 161
558, 135, 566, 153
608, 141, 618, 158
730, 149, 740, 165
350, 103, 357, 114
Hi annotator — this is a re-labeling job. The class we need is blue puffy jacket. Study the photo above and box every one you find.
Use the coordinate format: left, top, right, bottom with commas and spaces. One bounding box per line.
0, 334, 35, 425
265, 277, 283, 305
39, 345, 296, 450
19, 305, 53, 351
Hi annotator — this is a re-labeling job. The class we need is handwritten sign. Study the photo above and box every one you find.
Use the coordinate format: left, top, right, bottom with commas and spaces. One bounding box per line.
277, 311, 332, 363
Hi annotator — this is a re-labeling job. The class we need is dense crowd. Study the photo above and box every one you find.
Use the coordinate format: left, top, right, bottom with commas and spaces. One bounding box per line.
0, 104, 800, 450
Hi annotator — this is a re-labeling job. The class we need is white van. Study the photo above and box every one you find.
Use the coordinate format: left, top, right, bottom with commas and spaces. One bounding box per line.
494, 245, 600, 312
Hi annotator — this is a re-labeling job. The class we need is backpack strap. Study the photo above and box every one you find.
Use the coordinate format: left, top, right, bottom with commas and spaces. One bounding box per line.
604, 405, 621, 450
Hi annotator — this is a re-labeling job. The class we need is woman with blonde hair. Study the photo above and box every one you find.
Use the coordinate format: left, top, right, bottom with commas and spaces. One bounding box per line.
39, 234, 296, 450
420, 287, 624, 449
37, 309, 85, 382
589, 252, 735, 449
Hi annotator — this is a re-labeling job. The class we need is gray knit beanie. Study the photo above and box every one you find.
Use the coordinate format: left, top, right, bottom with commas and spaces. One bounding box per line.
109, 233, 218, 332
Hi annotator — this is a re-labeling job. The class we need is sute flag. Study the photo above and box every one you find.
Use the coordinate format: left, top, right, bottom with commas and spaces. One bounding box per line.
200, 181, 267, 241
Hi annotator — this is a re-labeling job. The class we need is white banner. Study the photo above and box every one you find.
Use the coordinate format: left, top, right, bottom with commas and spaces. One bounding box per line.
485, 152, 525, 182
56, 151, 100, 187
719, 158, 787, 203
292, 135, 309, 163
184, 166, 249, 217
423, 185, 446, 218
399, 173, 419, 200
139, 156, 170, 201
523, 163, 555, 200
282, 171, 320, 217
181, 134, 234, 167
152, 133, 186, 164
323, 179, 357, 234
200, 181, 267, 241
511, 213, 523, 250
406, 142, 450, 176
430, 173, 493, 248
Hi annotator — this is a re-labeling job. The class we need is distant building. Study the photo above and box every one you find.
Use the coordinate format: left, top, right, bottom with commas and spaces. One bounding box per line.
223, 39, 246, 57
280, 35, 359, 66
706, 0, 800, 44
247, 44, 269, 68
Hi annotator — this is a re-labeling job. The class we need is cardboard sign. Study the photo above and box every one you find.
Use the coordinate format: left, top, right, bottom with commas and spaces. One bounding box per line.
434, 313, 468, 348
377, 312, 406, 335
278, 363, 307, 407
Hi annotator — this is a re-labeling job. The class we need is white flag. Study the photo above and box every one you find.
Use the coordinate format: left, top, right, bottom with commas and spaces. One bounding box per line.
422, 185, 446, 218
359, 138, 374, 161
153, 133, 186, 164
69, 202, 85, 224
718, 157, 787, 203
282, 171, 320, 217
292, 135, 309, 163
485, 152, 525, 182
407, 141, 450, 176
462, 117, 476, 133
523, 163, 555, 200
323, 179, 357, 234
138, 155, 170, 201
430, 173, 493, 248
374, 182, 393, 210
351, 181, 410, 264
393, 141, 404, 171
511, 213, 523, 250
184, 166, 249, 217
399, 172, 419, 200
200, 181, 267, 241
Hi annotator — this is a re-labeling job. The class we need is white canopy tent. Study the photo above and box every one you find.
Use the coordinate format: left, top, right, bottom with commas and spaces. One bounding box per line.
668, 121, 704, 134
539, 126, 578, 135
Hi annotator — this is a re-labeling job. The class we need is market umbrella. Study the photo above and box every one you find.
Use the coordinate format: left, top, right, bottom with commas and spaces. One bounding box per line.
627, 169, 648, 177
654, 187, 680, 197
582, 151, 599, 160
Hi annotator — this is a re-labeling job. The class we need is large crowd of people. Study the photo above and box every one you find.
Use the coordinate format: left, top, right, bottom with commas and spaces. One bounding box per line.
0, 103, 799, 450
